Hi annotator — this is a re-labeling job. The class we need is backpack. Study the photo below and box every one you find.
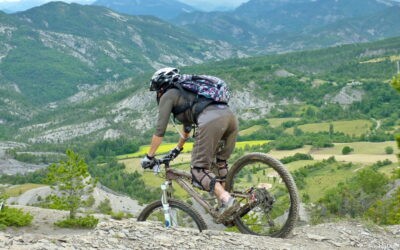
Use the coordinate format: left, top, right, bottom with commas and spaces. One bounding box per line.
171, 74, 231, 124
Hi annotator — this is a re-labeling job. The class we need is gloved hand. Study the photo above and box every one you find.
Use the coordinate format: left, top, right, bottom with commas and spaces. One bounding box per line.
141, 154, 156, 169
167, 146, 183, 160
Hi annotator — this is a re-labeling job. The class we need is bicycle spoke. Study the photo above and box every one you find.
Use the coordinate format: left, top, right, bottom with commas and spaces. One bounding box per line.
225, 153, 299, 237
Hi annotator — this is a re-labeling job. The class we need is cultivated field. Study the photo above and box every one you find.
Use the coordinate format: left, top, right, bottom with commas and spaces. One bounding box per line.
239, 125, 263, 136
119, 139, 399, 203
285, 120, 373, 136
267, 117, 300, 128
118, 140, 270, 159
312, 141, 397, 155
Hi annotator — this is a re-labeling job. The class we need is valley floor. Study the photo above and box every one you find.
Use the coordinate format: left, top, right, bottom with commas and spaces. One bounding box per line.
1, 206, 399, 249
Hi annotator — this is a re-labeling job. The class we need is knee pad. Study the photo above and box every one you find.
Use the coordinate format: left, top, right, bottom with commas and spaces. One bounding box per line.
191, 167, 217, 192
216, 159, 229, 181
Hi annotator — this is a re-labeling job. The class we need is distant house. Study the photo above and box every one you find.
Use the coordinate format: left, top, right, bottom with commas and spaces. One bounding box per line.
347, 80, 362, 86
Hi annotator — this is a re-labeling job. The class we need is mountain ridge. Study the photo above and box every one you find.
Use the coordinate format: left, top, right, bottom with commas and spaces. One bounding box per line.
172, 0, 400, 53
0, 2, 244, 105
92, 0, 196, 20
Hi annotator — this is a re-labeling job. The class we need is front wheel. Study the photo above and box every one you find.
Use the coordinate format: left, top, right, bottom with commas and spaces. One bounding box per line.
225, 153, 299, 238
137, 199, 207, 232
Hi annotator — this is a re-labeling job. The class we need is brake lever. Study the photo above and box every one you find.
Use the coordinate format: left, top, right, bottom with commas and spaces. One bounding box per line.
152, 156, 173, 175
153, 164, 161, 174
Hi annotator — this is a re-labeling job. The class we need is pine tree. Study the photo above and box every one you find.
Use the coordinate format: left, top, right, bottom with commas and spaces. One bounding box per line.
45, 149, 97, 219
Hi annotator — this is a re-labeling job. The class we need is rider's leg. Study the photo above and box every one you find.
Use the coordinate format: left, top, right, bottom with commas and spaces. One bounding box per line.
214, 182, 230, 202
216, 114, 239, 188
191, 167, 231, 202
191, 106, 238, 203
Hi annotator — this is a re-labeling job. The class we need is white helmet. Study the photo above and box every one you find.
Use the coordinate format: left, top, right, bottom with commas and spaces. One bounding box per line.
150, 67, 180, 91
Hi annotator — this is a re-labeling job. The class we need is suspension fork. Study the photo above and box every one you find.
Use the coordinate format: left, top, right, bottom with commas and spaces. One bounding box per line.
161, 180, 175, 227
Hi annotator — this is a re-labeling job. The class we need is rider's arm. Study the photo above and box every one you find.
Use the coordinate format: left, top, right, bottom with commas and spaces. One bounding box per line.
148, 135, 163, 157
177, 130, 190, 149
148, 91, 175, 157
154, 91, 174, 137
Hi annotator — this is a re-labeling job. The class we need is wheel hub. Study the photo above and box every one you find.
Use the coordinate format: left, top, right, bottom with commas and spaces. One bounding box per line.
250, 188, 275, 212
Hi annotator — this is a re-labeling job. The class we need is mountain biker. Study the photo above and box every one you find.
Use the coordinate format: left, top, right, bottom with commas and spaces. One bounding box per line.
141, 67, 239, 215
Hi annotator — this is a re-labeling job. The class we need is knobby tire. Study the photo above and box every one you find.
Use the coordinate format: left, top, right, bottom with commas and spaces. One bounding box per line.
137, 199, 207, 232
225, 152, 300, 238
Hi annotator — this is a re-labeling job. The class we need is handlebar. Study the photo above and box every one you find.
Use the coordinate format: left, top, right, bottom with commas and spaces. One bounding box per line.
155, 155, 173, 165
142, 154, 174, 174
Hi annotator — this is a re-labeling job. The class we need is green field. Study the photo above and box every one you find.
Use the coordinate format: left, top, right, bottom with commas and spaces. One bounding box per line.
285, 160, 318, 172
119, 140, 398, 204
269, 146, 313, 158
121, 153, 201, 199
378, 163, 400, 176
121, 140, 398, 176
285, 120, 373, 136
239, 125, 263, 136
267, 141, 398, 164
302, 162, 362, 202
5, 184, 46, 197
118, 140, 271, 159
313, 141, 398, 155
267, 117, 300, 128
311, 141, 398, 164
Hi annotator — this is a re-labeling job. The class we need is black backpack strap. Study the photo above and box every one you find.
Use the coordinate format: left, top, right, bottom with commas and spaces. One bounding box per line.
192, 98, 213, 124
171, 83, 193, 117
171, 82, 215, 125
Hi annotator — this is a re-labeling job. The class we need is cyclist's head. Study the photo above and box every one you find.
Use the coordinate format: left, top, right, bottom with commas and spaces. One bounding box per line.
150, 67, 180, 92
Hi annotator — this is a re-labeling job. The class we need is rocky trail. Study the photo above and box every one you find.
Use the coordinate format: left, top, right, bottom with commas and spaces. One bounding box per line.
0, 206, 399, 249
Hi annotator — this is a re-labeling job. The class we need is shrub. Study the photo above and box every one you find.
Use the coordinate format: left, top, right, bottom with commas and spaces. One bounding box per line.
371, 159, 393, 171
342, 146, 354, 155
84, 195, 96, 208
366, 187, 400, 225
313, 169, 389, 221
97, 199, 112, 214
111, 211, 124, 220
275, 137, 304, 150
0, 206, 33, 227
385, 146, 394, 155
280, 153, 313, 164
54, 215, 98, 229
111, 211, 132, 220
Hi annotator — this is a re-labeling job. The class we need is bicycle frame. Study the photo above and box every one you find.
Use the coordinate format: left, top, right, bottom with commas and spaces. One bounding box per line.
161, 162, 221, 219
152, 157, 260, 226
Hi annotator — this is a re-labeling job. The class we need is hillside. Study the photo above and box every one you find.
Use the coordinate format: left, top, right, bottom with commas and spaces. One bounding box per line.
1, 205, 400, 249
1, 34, 399, 144
0, 2, 243, 105
173, 0, 400, 53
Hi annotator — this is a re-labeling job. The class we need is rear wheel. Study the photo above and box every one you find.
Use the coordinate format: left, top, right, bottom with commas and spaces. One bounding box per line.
137, 199, 207, 232
225, 153, 299, 238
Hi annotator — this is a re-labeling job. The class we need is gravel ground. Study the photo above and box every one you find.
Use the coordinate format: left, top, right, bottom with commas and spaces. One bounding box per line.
1, 206, 399, 249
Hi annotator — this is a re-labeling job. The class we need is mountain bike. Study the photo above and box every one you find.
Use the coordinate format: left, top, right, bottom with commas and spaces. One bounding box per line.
137, 152, 299, 237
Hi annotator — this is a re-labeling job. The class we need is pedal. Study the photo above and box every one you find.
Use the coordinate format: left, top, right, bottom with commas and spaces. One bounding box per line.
215, 201, 240, 224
